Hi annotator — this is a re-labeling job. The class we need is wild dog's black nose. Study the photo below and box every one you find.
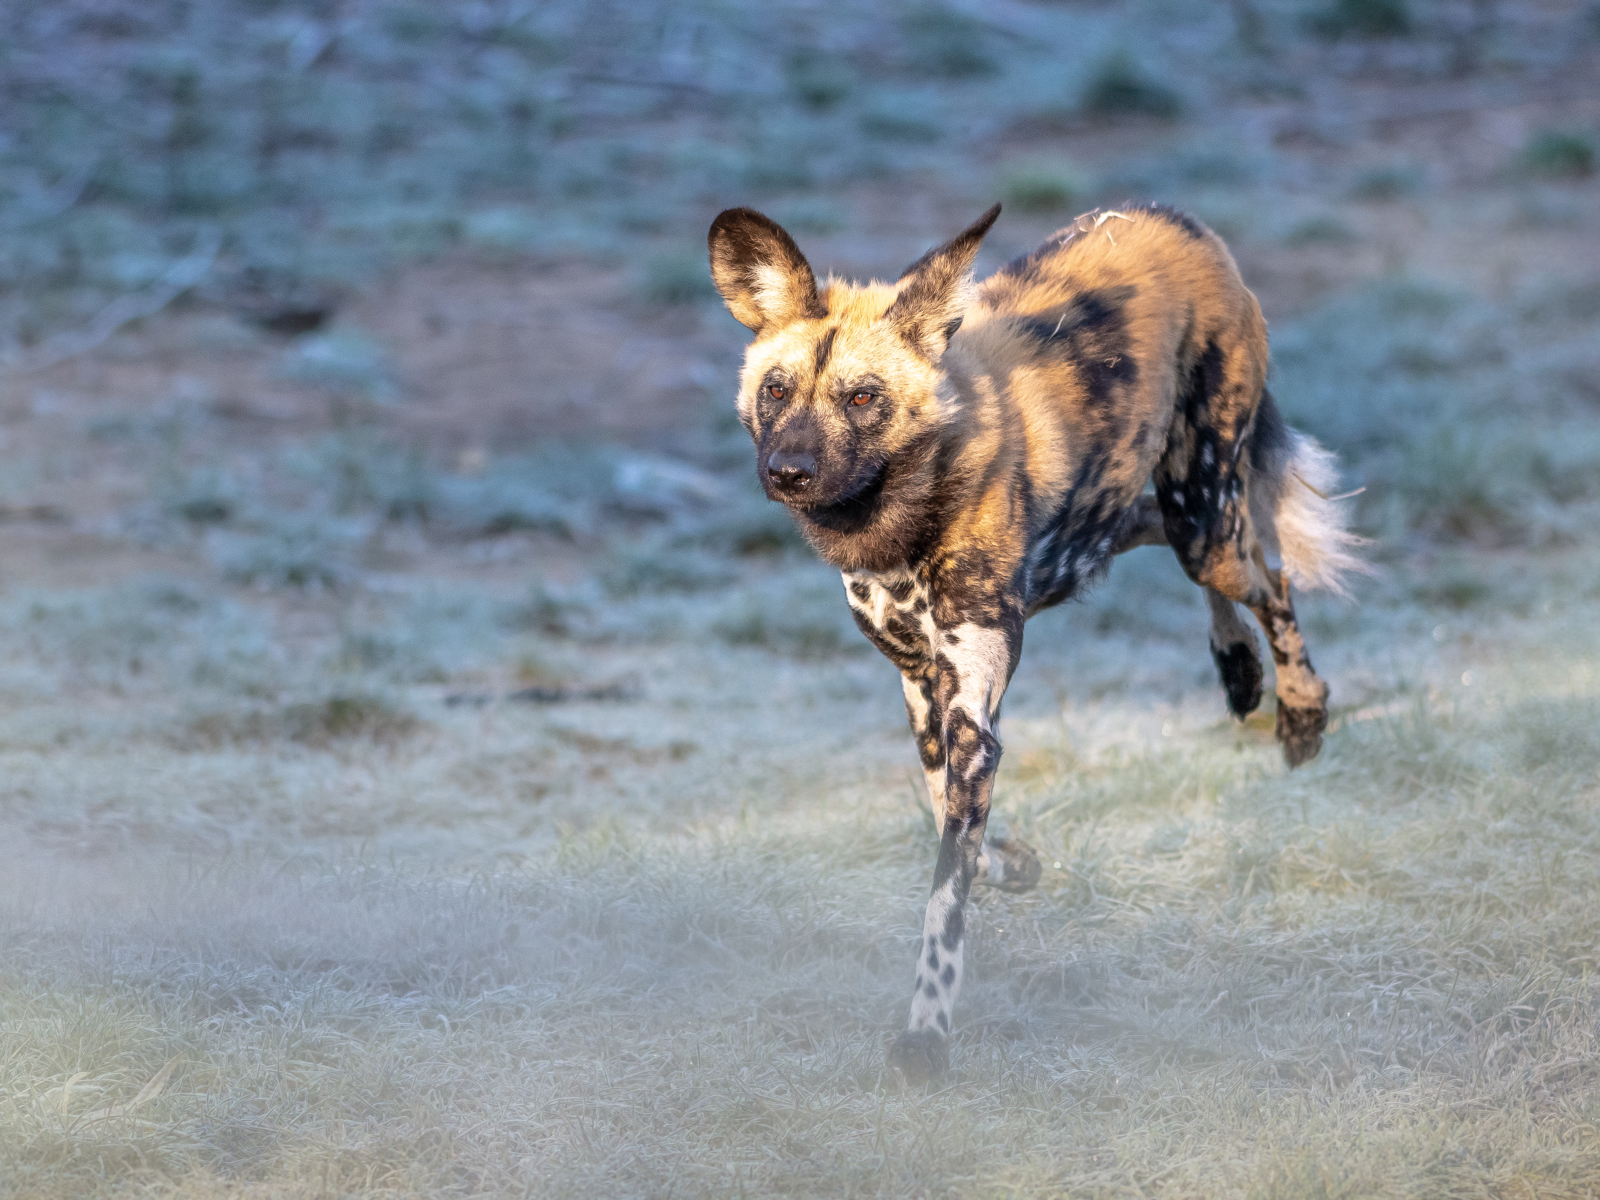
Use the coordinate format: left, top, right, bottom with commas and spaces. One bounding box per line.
767, 450, 816, 493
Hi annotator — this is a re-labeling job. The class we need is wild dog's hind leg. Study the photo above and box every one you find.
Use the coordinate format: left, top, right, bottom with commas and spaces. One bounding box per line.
1111, 493, 1168, 554
1206, 588, 1263, 719
1109, 497, 1265, 721
1180, 541, 1326, 766
1156, 340, 1329, 766
888, 621, 1020, 1083
1239, 555, 1328, 766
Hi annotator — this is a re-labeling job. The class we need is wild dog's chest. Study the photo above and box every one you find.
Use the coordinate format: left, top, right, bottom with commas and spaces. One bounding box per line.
841, 568, 937, 675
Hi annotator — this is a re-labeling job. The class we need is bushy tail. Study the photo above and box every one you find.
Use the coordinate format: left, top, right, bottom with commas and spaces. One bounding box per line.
1249, 392, 1369, 597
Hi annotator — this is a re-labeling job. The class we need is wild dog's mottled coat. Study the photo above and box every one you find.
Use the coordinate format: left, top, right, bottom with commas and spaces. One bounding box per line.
709, 201, 1361, 1082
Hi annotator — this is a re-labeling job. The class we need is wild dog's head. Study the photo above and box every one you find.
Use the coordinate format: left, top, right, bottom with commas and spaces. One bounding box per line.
708, 204, 1001, 521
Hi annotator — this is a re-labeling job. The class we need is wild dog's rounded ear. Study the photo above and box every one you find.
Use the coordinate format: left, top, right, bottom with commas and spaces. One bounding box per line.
886, 203, 1001, 361
708, 208, 827, 334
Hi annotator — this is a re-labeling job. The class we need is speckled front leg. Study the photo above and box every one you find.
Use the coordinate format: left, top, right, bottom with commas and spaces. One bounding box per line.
888, 621, 1018, 1083
901, 672, 948, 836
903, 671, 1039, 890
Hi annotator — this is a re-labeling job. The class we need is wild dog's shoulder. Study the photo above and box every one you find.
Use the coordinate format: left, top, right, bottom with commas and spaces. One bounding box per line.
841, 554, 1021, 672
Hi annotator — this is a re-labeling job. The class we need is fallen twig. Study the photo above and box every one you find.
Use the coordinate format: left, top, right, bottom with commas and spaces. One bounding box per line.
444, 683, 635, 707
0, 504, 69, 523
3, 226, 222, 377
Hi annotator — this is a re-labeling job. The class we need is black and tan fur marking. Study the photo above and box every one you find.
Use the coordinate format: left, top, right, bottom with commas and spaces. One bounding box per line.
709, 201, 1363, 1082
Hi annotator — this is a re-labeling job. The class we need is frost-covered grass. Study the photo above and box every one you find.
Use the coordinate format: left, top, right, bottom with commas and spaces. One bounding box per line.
4, 550, 1600, 1198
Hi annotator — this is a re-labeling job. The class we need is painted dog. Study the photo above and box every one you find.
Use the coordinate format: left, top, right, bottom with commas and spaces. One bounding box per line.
707, 201, 1363, 1081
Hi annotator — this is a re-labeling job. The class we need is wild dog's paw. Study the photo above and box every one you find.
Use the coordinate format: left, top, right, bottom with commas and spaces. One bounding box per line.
1212, 640, 1264, 719
1276, 703, 1328, 768
978, 833, 1042, 892
887, 1029, 949, 1085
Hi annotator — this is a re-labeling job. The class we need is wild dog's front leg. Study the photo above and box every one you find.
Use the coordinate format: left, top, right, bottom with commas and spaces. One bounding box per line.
901, 673, 948, 836
888, 623, 1019, 1083
903, 672, 1041, 890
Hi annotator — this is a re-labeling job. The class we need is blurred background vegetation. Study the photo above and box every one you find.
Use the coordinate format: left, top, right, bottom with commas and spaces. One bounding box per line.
1, 0, 1596, 578
6, 0, 1591, 315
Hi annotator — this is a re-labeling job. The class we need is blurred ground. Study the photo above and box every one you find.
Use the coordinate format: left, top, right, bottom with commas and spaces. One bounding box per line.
3, 1, 1600, 1197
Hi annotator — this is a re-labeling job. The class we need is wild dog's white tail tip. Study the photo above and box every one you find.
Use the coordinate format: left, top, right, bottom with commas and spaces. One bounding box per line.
1275, 433, 1370, 597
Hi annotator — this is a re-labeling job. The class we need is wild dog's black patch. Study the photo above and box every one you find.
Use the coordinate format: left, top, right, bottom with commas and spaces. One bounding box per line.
886, 577, 916, 602
794, 432, 951, 572
852, 606, 926, 675
1130, 201, 1208, 241
814, 327, 838, 375
883, 611, 921, 644
1157, 340, 1233, 567
802, 462, 891, 534
939, 708, 999, 785
1027, 473, 1138, 611
908, 682, 945, 769
1213, 640, 1264, 718
1186, 341, 1227, 423
1016, 287, 1140, 415
1015, 287, 1133, 350
1249, 387, 1291, 467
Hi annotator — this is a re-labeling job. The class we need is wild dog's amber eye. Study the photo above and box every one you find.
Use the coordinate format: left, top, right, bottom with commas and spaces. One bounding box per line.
850, 390, 875, 407
767, 384, 787, 401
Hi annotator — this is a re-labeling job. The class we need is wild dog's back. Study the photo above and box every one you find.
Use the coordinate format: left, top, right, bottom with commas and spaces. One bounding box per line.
947, 204, 1272, 610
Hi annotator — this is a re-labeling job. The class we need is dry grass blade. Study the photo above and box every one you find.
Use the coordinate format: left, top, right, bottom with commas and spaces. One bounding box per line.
51, 1072, 89, 1117
72, 1060, 179, 1127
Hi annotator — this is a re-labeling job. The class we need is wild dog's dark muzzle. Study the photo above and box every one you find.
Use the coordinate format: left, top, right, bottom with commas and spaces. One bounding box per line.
766, 449, 816, 494
761, 411, 825, 501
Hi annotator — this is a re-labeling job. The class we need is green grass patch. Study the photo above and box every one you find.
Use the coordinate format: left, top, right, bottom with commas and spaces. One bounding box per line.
1080, 52, 1184, 121
1306, 0, 1413, 38
1522, 129, 1597, 180
998, 157, 1089, 214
